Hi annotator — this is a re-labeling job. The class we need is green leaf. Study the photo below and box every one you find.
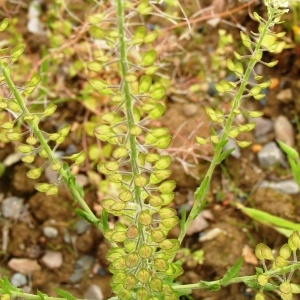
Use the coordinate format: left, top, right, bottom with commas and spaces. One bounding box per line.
220, 257, 244, 285
215, 148, 235, 164
278, 141, 299, 159
75, 208, 99, 225
55, 289, 76, 300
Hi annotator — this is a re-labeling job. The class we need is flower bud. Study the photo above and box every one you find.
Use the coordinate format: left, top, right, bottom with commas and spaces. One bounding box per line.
255, 292, 265, 300
159, 239, 180, 251
275, 255, 287, 268
116, 289, 132, 300
151, 230, 166, 243
111, 257, 126, 270
124, 240, 136, 253
159, 207, 177, 219
289, 231, 300, 249
136, 287, 149, 300
257, 274, 269, 287
154, 258, 169, 272
149, 195, 164, 207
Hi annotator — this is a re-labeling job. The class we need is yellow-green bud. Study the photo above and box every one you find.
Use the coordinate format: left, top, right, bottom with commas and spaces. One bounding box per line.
255, 292, 265, 300
136, 268, 150, 283
280, 281, 292, 294
125, 253, 139, 268
123, 274, 137, 290
138, 210, 152, 226
138, 244, 153, 259
280, 244, 291, 259
255, 243, 274, 260
257, 274, 269, 287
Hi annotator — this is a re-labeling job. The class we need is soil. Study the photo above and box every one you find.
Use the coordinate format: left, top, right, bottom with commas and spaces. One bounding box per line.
1, 1, 300, 300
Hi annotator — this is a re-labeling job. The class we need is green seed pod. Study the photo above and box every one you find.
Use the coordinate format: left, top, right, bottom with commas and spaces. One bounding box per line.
138, 244, 153, 259
291, 283, 300, 294
288, 236, 297, 251
158, 180, 176, 194
145, 153, 160, 163
130, 125, 143, 136
1, 121, 14, 129
154, 258, 169, 272
138, 211, 152, 226
280, 281, 292, 294
141, 49, 157, 66
105, 161, 119, 172
124, 240, 136, 253
46, 185, 58, 196
160, 216, 179, 229
162, 284, 174, 295
275, 255, 287, 268
26, 168, 42, 180
139, 75, 152, 94
149, 195, 164, 207
135, 175, 148, 187
101, 199, 115, 210
150, 170, 172, 184
280, 244, 291, 259
127, 225, 139, 239
51, 162, 62, 171
125, 252, 140, 268
110, 202, 126, 211
255, 292, 265, 300
161, 192, 174, 205
113, 146, 128, 159
159, 239, 180, 252
111, 231, 127, 243
255, 243, 274, 261
257, 274, 269, 287
123, 274, 137, 290
280, 292, 293, 300
136, 287, 149, 300
111, 272, 126, 284
17, 144, 33, 153
111, 257, 126, 270
151, 230, 166, 243
39, 149, 48, 158
159, 207, 177, 219
22, 155, 35, 163
6, 132, 22, 141
150, 277, 163, 292
155, 134, 172, 149
108, 173, 123, 183
136, 268, 150, 283
106, 247, 126, 262
154, 155, 172, 170
289, 231, 300, 249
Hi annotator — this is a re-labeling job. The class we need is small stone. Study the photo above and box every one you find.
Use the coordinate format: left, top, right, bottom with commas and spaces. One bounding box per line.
8, 258, 41, 274
43, 226, 59, 239
257, 142, 285, 168
75, 219, 91, 235
242, 245, 258, 265
2, 197, 24, 219
41, 251, 63, 269
3, 153, 22, 167
223, 138, 241, 159
274, 115, 295, 147
10, 273, 27, 287
76, 174, 89, 187
44, 165, 59, 184
183, 103, 198, 117
69, 268, 85, 284
199, 228, 224, 242
276, 88, 293, 103
76, 255, 94, 270
260, 180, 300, 194
253, 117, 273, 137
186, 210, 213, 236
84, 284, 104, 300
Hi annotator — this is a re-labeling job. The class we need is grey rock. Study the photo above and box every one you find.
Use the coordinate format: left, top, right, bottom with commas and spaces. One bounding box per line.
274, 115, 295, 147
253, 117, 273, 137
69, 255, 94, 284
2, 197, 23, 219
84, 284, 104, 300
223, 138, 241, 159
44, 165, 59, 184
10, 273, 27, 287
260, 180, 300, 194
75, 219, 91, 235
41, 251, 63, 269
257, 142, 285, 168
43, 226, 59, 239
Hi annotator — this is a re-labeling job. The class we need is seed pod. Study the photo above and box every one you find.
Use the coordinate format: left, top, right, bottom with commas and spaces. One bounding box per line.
111, 257, 126, 270
149, 195, 164, 207
160, 216, 179, 229
280, 243, 291, 259
127, 225, 139, 239
119, 190, 133, 202
111, 231, 127, 243
280, 281, 292, 294
125, 252, 140, 268
159, 239, 180, 251
150, 277, 163, 292
255, 292, 265, 300
138, 210, 152, 226
26, 168, 42, 180
111, 272, 126, 285
159, 207, 177, 219
117, 289, 132, 300
123, 274, 137, 290
255, 243, 274, 260
154, 258, 169, 272
257, 274, 269, 287
138, 244, 153, 259
151, 230, 166, 243
106, 248, 126, 262
289, 231, 300, 249
136, 287, 149, 300
274, 255, 287, 268
136, 268, 150, 283
124, 240, 136, 253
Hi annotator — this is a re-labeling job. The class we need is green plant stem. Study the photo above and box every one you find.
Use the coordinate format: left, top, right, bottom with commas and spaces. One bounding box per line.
172, 262, 300, 292
0, 60, 103, 234
177, 7, 277, 246
116, 0, 144, 236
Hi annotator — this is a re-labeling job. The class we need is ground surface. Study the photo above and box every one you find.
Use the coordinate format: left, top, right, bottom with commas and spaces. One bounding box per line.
0, 1, 300, 300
